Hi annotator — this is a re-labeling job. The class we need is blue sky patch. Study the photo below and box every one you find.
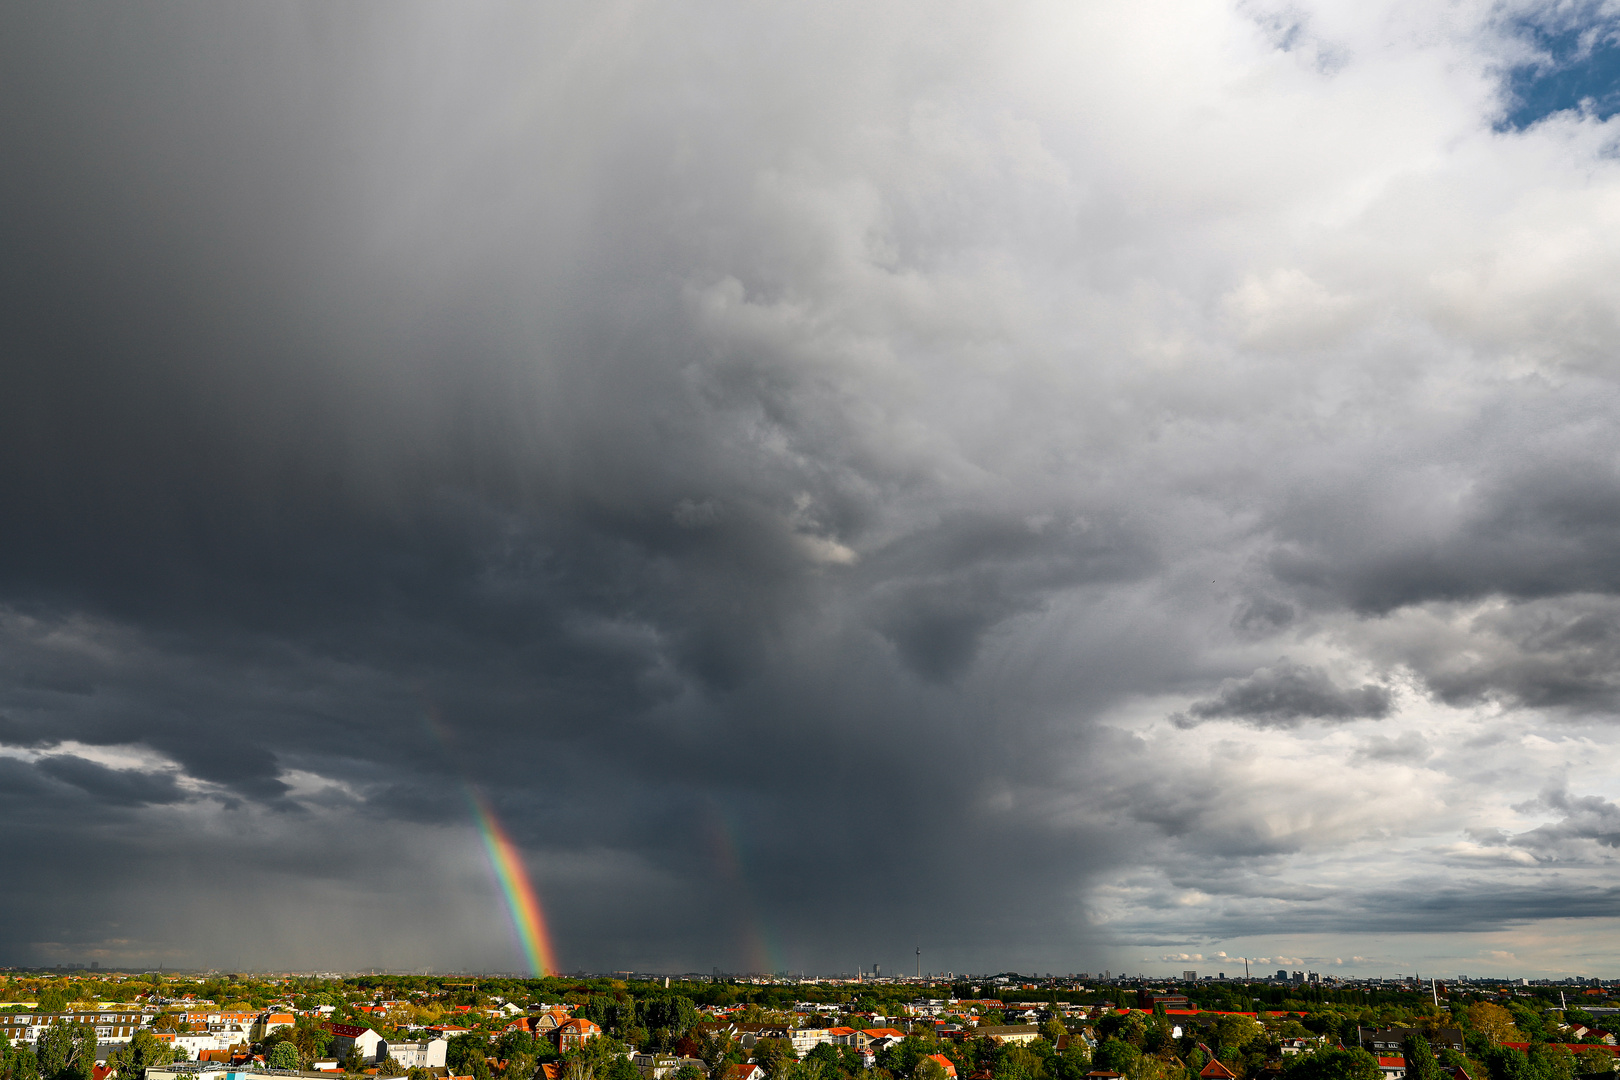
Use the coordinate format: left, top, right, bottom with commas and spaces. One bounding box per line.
1503, 16, 1620, 129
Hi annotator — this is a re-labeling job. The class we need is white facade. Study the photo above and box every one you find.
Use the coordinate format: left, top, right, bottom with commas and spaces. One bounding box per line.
382, 1039, 448, 1069
0, 1013, 146, 1047
789, 1030, 834, 1055
171, 1032, 228, 1057
327, 1027, 386, 1064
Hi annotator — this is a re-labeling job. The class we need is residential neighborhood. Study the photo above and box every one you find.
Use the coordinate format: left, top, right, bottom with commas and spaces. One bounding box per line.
1, 969, 1617, 1080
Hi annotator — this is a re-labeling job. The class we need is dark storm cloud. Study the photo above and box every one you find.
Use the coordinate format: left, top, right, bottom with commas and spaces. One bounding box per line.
1500, 788, 1620, 857
1421, 597, 1620, 712
4, 0, 1620, 976
0, 0, 1171, 974
864, 510, 1156, 679
32, 755, 187, 808
1269, 450, 1620, 617
1106, 878, 1620, 941
1174, 661, 1391, 728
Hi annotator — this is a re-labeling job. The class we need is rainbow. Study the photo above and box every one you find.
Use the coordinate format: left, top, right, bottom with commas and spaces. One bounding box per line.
468, 789, 558, 977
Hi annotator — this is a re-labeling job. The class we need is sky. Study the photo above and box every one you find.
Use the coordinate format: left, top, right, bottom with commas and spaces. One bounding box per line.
4, 0, 1620, 981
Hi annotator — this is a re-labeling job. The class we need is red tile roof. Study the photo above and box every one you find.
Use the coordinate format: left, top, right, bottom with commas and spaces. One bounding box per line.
1200, 1061, 1238, 1080
558, 1018, 601, 1033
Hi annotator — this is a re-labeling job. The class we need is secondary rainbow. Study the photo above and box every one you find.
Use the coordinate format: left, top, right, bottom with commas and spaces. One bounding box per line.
468, 788, 558, 977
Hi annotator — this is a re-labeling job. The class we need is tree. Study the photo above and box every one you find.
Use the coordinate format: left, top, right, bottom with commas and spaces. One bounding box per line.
1212, 1018, 1262, 1057
36, 1024, 95, 1080
876, 1038, 928, 1079
1404, 1035, 1443, 1080
2, 1035, 42, 1080
1439, 1047, 1485, 1080
1530, 1045, 1577, 1080
1050, 1044, 1092, 1080
1095, 1040, 1142, 1076
1283, 1049, 1381, 1080
108, 1031, 176, 1080
292, 1024, 334, 1066
36, 992, 69, 1017
1507, 1009, 1546, 1046
697, 1032, 738, 1080
755, 1039, 797, 1080
1480, 1046, 1535, 1080
1575, 1051, 1614, 1076
1469, 1007, 1521, 1048
803, 1044, 847, 1080
268, 1043, 300, 1071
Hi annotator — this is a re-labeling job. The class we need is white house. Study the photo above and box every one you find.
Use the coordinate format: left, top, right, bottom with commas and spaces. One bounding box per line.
325, 1024, 386, 1064
170, 1032, 228, 1057
382, 1039, 448, 1069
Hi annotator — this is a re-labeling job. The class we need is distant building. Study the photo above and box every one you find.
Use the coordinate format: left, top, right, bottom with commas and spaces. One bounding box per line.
857, 1029, 907, 1050
1357, 1029, 1465, 1054
632, 1054, 706, 1079
974, 1026, 1041, 1046
1140, 994, 1189, 1011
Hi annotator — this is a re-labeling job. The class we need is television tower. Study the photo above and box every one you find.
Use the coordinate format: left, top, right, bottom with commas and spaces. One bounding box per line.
916, 945, 922, 979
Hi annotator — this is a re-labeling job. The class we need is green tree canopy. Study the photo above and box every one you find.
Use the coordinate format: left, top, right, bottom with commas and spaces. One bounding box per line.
1405, 1035, 1443, 1080
108, 1031, 176, 1080
1574, 1050, 1614, 1076
1284, 1049, 1381, 1080
1094, 1039, 1142, 1076
36, 1023, 95, 1080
